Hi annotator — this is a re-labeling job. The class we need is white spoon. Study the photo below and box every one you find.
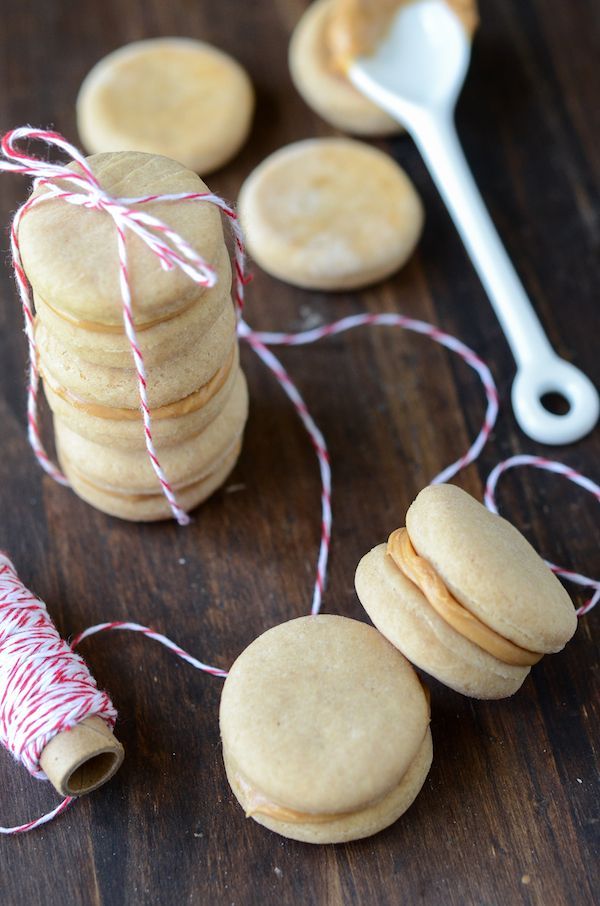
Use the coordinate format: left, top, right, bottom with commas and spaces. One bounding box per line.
349, 0, 598, 444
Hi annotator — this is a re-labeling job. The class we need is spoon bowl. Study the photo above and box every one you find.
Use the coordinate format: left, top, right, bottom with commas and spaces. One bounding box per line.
354, 0, 469, 108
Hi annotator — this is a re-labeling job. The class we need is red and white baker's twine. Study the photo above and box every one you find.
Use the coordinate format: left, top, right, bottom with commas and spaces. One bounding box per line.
0, 129, 597, 834
239, 313, 500, 614
0, 552, 116, 833
485, 455, 600, 615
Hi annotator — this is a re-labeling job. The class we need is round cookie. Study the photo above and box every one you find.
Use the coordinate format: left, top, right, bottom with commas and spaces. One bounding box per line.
42, 346, 241, 451
77, 38, 254, 175
61, 438, 242, 522
220, 615, 432, 844
55, 369, 248, 494
36, 300, 236, 410
289, 0, 400, 135
33, 244, 233, 368
19, 151, 224, 324
238, 138, 424, 290
355, 484, 577, 699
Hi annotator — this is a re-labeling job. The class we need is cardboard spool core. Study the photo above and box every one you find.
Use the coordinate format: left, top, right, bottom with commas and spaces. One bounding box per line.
39, 716, 124, 797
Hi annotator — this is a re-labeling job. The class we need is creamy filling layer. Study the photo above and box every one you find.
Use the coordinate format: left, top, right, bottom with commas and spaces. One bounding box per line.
326, 0, 479, 72
236, 772, 353, 824
386, 528, 542, 667
40, 345, 236, 421
36, 292, 200, 333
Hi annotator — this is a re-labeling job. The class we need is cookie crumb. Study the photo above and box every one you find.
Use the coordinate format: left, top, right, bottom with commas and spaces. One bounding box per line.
521, 875, 531, 885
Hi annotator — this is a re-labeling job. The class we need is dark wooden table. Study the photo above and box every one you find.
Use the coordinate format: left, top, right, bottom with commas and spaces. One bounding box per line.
1, 1, 598, 904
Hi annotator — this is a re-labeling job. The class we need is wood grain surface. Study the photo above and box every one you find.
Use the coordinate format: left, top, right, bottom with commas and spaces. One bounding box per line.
0, 1, 598, 904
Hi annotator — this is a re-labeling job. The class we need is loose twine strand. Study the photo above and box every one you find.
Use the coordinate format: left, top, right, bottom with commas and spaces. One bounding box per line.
0, 129, 597, 834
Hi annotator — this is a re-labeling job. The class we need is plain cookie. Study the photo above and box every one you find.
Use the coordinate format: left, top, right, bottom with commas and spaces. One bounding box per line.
77, 38, 254, 174
238, 137, 423, 290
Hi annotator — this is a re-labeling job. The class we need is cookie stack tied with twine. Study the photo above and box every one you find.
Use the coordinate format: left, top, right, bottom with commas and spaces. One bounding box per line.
17, 147, 248, 521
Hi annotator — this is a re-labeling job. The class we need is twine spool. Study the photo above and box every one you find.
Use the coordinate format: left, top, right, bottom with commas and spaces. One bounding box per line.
0, 553, 123, 806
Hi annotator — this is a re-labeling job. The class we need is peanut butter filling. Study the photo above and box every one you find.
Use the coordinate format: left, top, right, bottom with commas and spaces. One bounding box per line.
327, 0, 479, 73
387, 528, 542, 667
235, 772, 374, 825
41, 344, 236, 421
36, 292, 200, 334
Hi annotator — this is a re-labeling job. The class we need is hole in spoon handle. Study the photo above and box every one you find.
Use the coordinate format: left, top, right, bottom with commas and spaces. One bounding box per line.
511, 360, 599, 445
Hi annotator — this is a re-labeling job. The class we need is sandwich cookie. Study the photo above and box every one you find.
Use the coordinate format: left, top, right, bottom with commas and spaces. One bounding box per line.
35, 300, 236, 410
54, 370, 248, 493
18, 147, 247, 521
32, 245, 233, 369
18, 151, 224, 325
289, 0, 400, 135
355, 484, 577, 699
77, 38, 254, 175
61, 439, 243, 522
220, 615, 432, 844
238, 138, 423, 291
42, 345, 241, 450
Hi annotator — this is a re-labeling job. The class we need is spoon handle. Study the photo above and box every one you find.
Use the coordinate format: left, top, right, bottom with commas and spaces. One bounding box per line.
404, 110, 598, 442
346, 69, 599, 442
408, 110, 554, 367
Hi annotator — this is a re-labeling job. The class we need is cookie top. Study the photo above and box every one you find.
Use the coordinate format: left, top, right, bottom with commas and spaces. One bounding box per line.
77, 38, 254, 174
406, 484, 577, 652
19, 151, 223, 324
238, 138, 423, 290
219, 614, 430, 814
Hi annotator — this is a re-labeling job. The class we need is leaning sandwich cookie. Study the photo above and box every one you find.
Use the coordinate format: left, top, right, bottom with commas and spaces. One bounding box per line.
219, 615, 432, 844
355, 484, 578, 699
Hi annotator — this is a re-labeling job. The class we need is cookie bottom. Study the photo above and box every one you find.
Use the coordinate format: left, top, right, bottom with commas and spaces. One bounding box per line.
223, 730, 432, 845
355, 545, 531, 699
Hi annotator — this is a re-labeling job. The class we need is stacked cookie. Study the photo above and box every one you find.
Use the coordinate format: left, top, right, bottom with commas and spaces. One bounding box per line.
18, 150, 248, 521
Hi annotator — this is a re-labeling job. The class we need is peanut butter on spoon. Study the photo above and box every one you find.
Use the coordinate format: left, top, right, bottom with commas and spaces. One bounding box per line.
327, 0, 478, 72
